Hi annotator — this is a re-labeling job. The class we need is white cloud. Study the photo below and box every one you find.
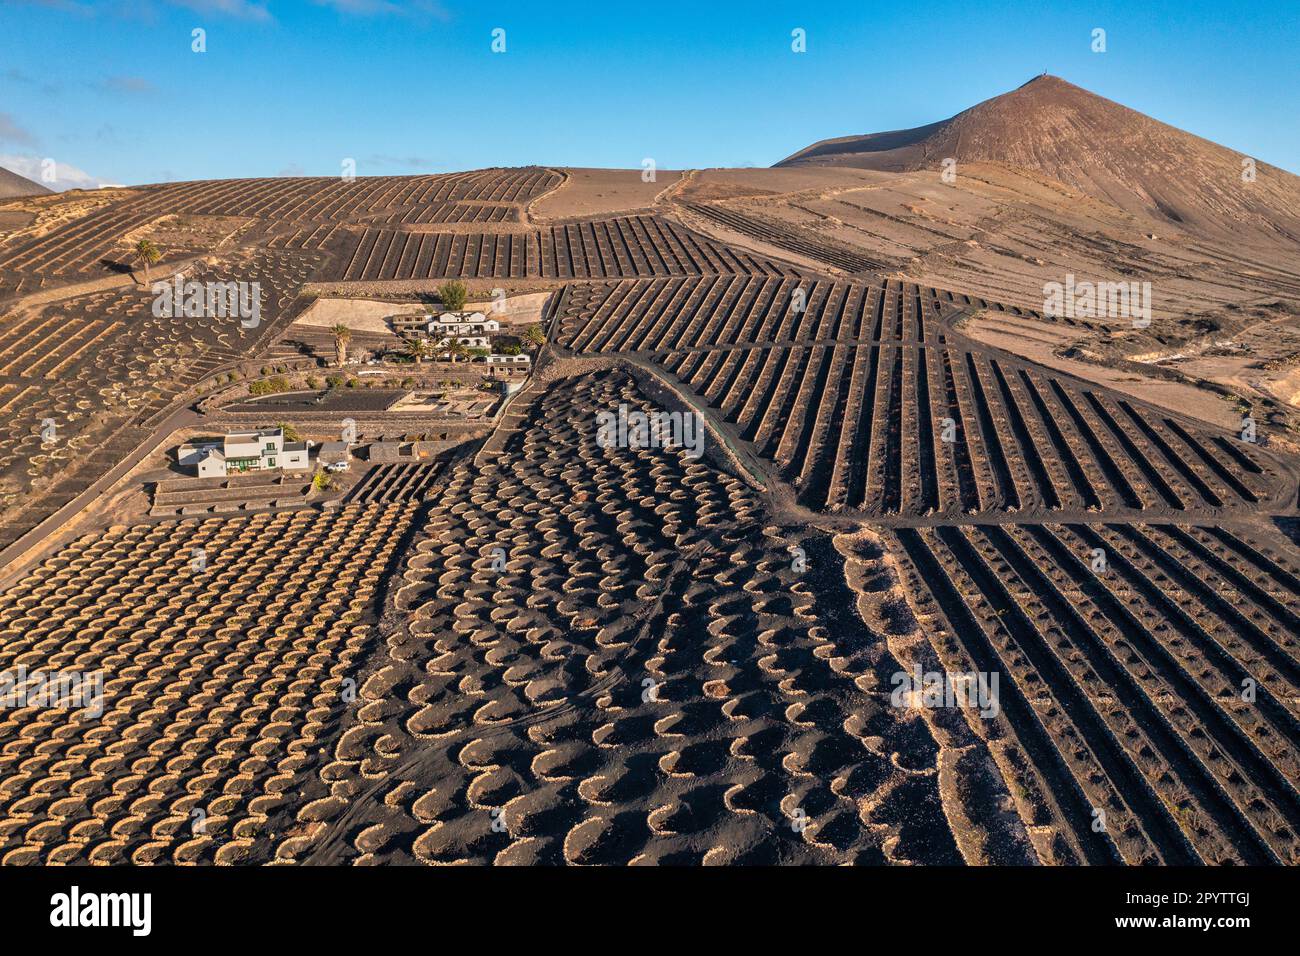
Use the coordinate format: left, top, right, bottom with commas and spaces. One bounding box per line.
0, 153, 105, 191
311, 0, 450, 20
15, 0, 273, 21
12, 1, 94, 12
98, 75, 158, 95
3, 68, 62, 96
166, 0, 272, 21
0, 113, 39, 147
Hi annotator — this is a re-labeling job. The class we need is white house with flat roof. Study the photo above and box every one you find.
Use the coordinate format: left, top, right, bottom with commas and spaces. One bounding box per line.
426, 312, 500, 337
179, 427, 308, 478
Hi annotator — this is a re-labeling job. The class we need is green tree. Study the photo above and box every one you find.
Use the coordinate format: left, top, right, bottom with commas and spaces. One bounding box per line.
522, 323, 546, 349
447, 340, 470, 364
278, 422, 302, 442
438, 280, 469, 311
248, 376, 291, 396
133, 238, 161, 286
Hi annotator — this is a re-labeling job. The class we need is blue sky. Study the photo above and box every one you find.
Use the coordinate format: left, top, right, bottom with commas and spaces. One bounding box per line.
2, 0, 1297, 187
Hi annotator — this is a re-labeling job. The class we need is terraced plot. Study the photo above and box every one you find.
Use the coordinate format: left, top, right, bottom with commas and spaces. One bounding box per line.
542, 261, 1281, 525
0, 168, 562, 294
344, 462, 447, 504
0, 205, 158, 280
334, 216, 798, 281
887, 520, 1300, 864
3, 159, 1300, 874
642, 342, 1280, 516
149, 473, 317, 517
552, 275, 1038, 354
684, 201, 885, 274
676, 203, 1160, 336
276, 369, 979, 865
365, 201, 524, 226
531, 267, 1300, 868
131, 168, 559, 225
0, 249, 321, 549
0, 502, 417, 865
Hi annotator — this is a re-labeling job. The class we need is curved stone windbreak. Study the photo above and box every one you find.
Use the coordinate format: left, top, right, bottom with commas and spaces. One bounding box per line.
0, 502, 415, 865
281, 369, 977, 865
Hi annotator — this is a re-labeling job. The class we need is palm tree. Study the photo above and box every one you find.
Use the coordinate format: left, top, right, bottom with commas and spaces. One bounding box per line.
330, 323, 352, 367
404, 337, 431, 364
447, 340, 470, 364
133, 238, 161, 286
522, 323, 546, 349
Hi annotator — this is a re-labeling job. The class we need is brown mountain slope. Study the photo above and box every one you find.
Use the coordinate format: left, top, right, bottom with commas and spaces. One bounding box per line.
0, 165, 53, 199
777, 74, 1300, 244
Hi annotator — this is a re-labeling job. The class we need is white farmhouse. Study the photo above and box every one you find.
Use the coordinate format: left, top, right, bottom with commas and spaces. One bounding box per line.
180, 427, 309, 478
425, 311, 501, 337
